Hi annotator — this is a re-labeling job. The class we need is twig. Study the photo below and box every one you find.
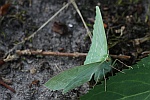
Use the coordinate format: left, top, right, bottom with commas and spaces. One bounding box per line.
0, 78, 16, 93
2, 49, 131, 64
16, 49, 131, 59
142, 51, 150, 55
110, 54, 131, 61
132, 34, 150, 45
16, 50, 87, 57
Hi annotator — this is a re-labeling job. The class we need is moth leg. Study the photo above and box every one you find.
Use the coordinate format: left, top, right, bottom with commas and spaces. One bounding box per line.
113, 59, 133, 69
103, 69, 107, 92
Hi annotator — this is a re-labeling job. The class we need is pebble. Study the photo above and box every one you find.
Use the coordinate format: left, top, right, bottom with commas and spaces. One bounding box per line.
30, 67, 37, 74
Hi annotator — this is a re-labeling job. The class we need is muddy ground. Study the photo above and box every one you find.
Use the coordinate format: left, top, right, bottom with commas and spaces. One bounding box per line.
0, 0, 150, 100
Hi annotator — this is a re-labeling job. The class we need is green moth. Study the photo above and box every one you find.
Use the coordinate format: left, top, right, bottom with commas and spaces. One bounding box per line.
44, 6, 111, 93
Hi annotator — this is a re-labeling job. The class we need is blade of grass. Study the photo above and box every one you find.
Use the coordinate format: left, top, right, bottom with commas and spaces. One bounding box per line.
70, 0, 92, 40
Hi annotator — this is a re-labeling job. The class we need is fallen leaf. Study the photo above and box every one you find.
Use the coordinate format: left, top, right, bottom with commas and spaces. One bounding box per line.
52, 22, 68, 35
0, 59, 5, 66
29, 80, 40, 88
103, 23, 107, 28
87, 18, 107, 28
0, 3, 11, 16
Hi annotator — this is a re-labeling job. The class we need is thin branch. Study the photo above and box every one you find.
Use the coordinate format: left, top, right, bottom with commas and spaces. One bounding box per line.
16, 50, 131, 59
0, 78, 16, 93
16, 50, 87, 57
1, 49, 131, 65
110, 54, 131, 61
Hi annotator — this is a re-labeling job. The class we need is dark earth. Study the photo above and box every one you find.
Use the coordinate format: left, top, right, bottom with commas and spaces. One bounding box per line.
0, 0, 150, 100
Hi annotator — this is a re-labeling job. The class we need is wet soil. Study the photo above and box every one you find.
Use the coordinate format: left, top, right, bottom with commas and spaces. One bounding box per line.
0, 0, 150, 100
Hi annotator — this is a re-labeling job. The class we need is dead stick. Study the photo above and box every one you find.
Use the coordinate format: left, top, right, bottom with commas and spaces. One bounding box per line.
0, 78, 16, 93
16, 50, 87, 57
110, 54, 131, 61
16, 50, 131, 60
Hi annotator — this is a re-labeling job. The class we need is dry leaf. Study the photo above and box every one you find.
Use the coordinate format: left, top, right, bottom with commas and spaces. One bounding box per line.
0, 59, 5, 66
0, 3, 11, 16
52, 22, 68, 35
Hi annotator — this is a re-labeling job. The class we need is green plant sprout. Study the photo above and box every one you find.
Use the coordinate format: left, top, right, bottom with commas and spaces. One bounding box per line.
44, 6, 112, 93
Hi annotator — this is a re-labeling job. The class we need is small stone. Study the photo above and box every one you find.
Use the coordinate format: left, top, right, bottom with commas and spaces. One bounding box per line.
30, 67, 37, 74
68, 23, 73, 28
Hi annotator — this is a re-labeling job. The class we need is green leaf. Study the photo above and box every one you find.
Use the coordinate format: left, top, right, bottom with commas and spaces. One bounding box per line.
81, 55, 150, 100
44, 6, 111, 93
84, 6, 108, 65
